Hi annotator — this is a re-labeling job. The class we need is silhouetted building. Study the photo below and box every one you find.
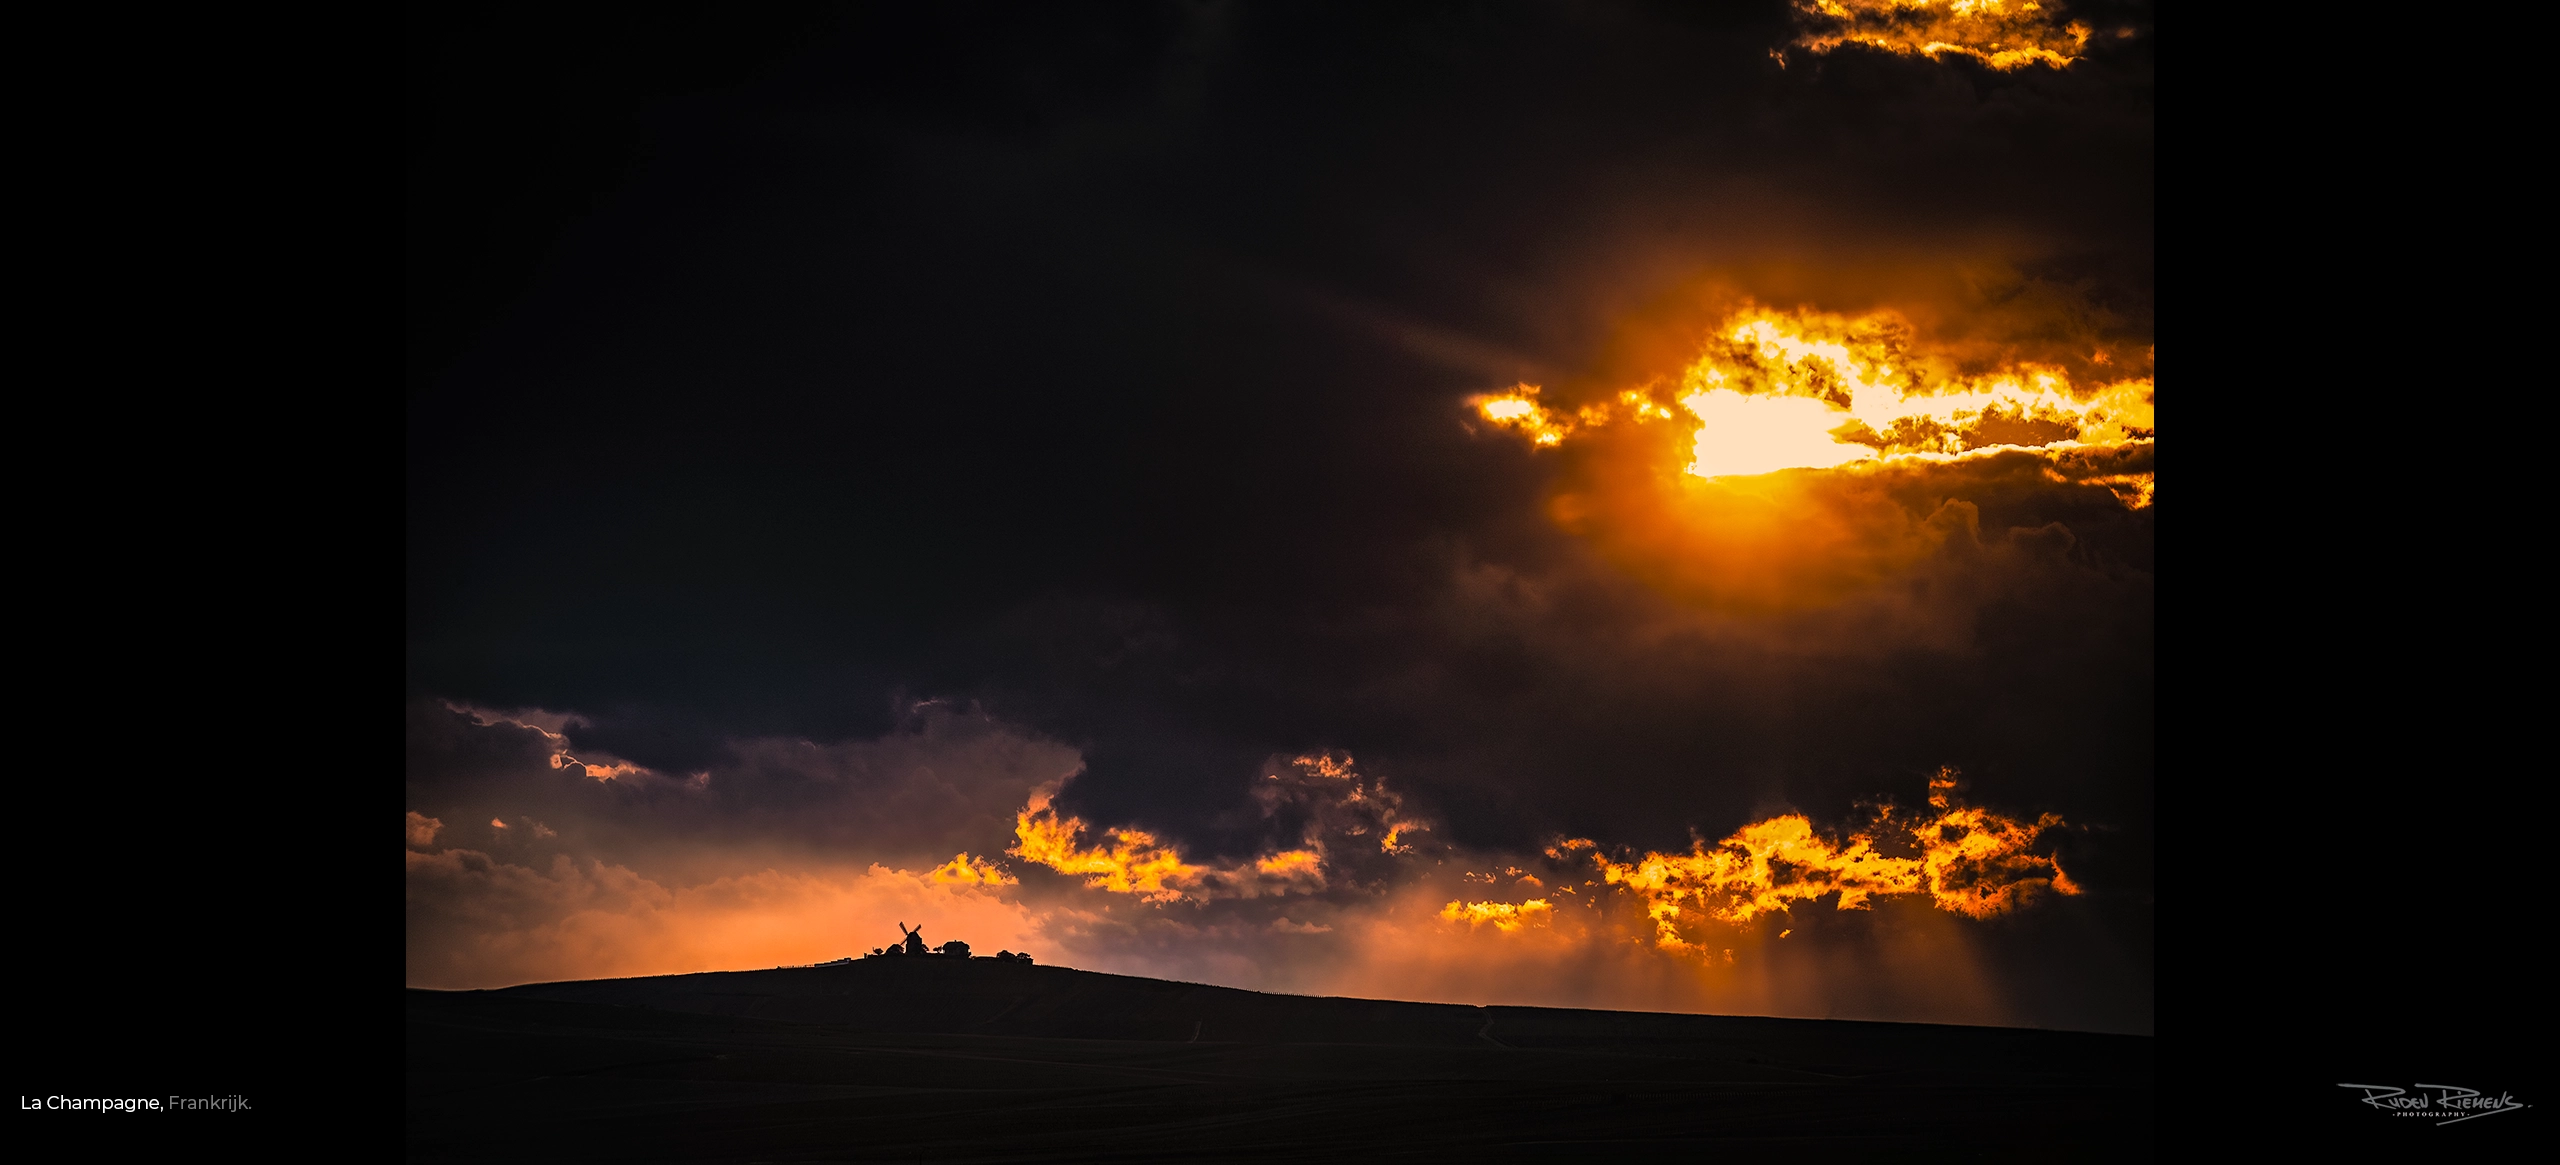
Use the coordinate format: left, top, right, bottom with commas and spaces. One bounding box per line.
859, 923, 1025, 961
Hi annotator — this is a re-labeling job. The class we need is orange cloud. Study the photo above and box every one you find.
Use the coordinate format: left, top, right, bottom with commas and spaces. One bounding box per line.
409, 699, 2109, 1028
1477, 302, 2152, 611
1785, 0, 2098, 71
1217, 768, 2082, 1024
1586, 767, 2075, 953
555, 754, 647, 781
1438, 898, 1553, 932
927, 852, 1019, 887
1008, 753, 1426, 902
1483, 303, 2152, 480
1010, 786, 1209, 902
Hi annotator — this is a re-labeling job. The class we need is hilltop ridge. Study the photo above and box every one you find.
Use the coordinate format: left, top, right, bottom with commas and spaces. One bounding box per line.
487, 958, 2142, 1071
409, 961, 2150, 1162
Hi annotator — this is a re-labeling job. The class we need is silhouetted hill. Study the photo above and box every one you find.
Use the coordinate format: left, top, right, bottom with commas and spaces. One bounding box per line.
408, 960, 2152, 1162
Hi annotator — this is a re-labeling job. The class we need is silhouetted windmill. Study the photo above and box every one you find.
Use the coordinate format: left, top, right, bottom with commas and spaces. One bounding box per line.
897, 922, 928, 956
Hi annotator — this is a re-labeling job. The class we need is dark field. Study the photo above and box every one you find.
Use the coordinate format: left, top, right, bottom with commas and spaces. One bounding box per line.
408, 960, 2152, 1162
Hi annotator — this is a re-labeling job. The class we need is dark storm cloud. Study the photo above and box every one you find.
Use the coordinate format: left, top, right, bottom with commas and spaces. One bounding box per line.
993, 454, 2153, 874
410, 3, 2151, 1027
405, 698, 1077, 877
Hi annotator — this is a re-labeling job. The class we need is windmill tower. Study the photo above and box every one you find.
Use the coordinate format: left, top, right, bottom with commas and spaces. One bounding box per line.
898, 922, 928, 956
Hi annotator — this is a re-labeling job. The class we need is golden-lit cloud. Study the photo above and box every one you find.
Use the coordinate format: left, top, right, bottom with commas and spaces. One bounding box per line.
1479, 303, 2152, 483
1010, 786, 1210, 902
927, 852, 1018, 886
1474, 303, 2152, 610
998, 753, 2079, 1022
1469, 385, 1679, 451
1475, 390, 1571, 446
1008, 753, 1424, 902
552, 752, 647, 781
1439, 898, 1553, 932
1785, 0, 2096, 70
1581, 767, 2075, 954
410, 700, 2113, 1028
1256, 849, 1325, 878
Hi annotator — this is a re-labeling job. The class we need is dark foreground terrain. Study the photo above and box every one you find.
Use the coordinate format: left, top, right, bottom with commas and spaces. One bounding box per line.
408, 959, 2151, 1163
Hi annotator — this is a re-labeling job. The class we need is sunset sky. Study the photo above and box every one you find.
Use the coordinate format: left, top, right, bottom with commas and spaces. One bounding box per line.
408, 2, 2154, 1034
